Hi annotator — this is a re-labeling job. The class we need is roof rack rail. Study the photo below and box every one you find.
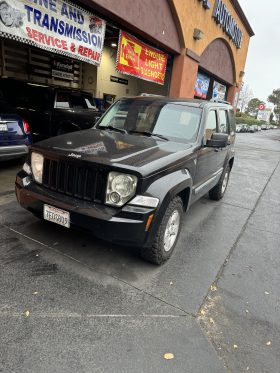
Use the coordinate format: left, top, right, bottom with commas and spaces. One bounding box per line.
210, 98, 231, 105
140, 93, 164, 97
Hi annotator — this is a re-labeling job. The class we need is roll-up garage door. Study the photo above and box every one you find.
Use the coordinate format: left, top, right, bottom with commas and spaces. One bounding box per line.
0, 39, 82, 88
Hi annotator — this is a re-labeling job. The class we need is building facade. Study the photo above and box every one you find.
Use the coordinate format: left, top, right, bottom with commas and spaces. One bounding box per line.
0, 0, 253, 108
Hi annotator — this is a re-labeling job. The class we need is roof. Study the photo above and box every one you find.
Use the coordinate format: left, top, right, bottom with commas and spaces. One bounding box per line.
122, 96, 233, 108
230, 0, 255, 37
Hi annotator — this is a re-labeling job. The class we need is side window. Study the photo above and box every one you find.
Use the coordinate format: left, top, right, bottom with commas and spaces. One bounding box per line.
218, 110, 229, 134
55, 93, 71, 108
204, 110, 217, 141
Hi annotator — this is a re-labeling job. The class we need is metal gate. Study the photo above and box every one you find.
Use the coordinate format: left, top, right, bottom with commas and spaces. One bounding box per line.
0, 39, 82, 88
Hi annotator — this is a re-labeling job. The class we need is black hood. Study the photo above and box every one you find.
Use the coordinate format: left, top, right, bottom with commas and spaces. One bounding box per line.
32, 129, 193, 176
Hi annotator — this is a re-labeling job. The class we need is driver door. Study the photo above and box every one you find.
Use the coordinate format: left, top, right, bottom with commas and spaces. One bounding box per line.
194, 109, 219, 187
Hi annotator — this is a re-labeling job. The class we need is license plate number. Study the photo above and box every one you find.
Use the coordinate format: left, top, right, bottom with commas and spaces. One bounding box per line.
0, 123, 8, 132
43, 204, 70, 228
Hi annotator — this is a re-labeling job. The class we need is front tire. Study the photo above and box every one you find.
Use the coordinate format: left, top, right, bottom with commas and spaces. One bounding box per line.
140, 196, 183, 265
209, 164, 230, 201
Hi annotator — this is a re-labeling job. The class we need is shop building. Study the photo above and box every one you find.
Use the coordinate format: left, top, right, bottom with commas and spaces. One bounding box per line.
169, 0, 254, 106
0, 0, 253, 108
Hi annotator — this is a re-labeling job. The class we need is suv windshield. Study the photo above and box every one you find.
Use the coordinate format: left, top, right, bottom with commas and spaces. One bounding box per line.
97, 99, 202, 142
55, 91, 97, 110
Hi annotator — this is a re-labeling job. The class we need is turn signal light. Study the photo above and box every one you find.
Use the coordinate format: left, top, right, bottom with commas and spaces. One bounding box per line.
145, 214, 154, 232
23, 120, 31, 134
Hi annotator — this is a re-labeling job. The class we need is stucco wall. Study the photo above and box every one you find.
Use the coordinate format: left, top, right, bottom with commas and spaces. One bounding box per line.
170, 0, 251, 84
81, 0, 181, 53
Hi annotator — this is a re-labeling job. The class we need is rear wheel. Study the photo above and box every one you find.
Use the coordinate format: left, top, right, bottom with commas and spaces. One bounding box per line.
140, 196, 183, 265
209, 164, 230, 201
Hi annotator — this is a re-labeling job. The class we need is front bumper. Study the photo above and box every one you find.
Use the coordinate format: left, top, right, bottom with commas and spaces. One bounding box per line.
15, 171, 156, 248
0, 145, 29, 160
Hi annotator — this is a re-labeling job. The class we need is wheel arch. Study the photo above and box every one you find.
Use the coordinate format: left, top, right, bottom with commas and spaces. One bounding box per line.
144, 169, 193, 245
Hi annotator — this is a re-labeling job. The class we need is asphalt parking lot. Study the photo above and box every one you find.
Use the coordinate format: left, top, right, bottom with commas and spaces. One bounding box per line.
1, 130, 280, 373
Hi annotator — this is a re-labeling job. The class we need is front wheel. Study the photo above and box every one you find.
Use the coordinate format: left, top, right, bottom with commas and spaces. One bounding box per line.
140, 196, 183, 265
209, 164, 230, 201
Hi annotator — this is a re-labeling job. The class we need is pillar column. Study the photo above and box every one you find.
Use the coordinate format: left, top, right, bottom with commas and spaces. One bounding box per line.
227, 84, 240, 112
169, 53, 199, 98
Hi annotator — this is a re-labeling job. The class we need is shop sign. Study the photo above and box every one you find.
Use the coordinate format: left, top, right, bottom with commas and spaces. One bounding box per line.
194, 72, 210, 99
116, 31, 167, 85
52, 58, 74, 80
213, 0, 243, 48
110, 75, 128, 85
0, 0, 106, 66
213, 81, 227, 101
257, 109, 271, 123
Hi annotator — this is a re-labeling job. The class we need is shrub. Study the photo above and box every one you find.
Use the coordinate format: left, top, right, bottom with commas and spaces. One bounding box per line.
235, 113, 262, 126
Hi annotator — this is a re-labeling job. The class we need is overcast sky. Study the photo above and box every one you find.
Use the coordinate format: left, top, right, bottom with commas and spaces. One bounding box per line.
238, 0, 280, 104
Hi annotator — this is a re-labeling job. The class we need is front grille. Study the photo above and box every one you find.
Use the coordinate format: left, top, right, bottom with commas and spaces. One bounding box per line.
42, 158, 107, 203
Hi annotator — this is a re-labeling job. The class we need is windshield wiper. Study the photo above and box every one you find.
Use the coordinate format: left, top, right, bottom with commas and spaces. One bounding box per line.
129, 130, 169, 141
98, 125, 128, 134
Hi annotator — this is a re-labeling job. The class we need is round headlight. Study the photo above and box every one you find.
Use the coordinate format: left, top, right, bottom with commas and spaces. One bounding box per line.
31, 152, 44, 184
111, 175, 136, 198
106, 172, 138, 207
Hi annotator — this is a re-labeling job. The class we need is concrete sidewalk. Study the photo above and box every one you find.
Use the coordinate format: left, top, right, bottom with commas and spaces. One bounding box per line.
200, 135, 280, 372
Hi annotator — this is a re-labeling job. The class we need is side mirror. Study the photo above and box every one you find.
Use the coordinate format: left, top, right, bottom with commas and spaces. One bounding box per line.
206, 133, 228, 148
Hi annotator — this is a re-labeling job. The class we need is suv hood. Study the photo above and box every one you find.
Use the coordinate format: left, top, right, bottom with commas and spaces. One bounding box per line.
32, 129, 193, 176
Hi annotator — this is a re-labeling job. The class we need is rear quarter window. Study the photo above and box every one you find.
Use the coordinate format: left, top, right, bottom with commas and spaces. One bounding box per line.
228, 109, 236, 134
218, 110, 230, 134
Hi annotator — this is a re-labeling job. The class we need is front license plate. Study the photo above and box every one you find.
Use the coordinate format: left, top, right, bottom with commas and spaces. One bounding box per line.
0, 123, 8, 132
43, 204, 70, 228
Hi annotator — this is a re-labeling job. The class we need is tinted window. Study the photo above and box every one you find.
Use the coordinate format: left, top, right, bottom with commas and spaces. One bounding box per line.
218, 110, 229, 134
55, 91, 96, 109
228, 109, 236, 134
98, 99, 202, 143
204, 110, 217, 140
27, 86, 50, 109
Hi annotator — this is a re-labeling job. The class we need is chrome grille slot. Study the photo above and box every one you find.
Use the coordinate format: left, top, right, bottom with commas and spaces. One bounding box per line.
42, 158, 106, 203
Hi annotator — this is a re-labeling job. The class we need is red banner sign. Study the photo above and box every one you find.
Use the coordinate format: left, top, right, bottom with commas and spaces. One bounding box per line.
116, 31, 167, 85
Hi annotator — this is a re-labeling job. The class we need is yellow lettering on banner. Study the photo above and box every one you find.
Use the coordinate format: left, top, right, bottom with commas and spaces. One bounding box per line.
140, 67, 164, 81
145, 49, 165, 62
144, 59, 164, 70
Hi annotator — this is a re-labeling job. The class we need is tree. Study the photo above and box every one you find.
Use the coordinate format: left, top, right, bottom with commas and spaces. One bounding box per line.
268, 89, 280, 125
238, 84, 254, 113
246, 98, 265, 117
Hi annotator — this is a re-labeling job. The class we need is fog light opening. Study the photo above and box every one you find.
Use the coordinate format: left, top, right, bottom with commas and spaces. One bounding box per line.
110, 192, 121, 204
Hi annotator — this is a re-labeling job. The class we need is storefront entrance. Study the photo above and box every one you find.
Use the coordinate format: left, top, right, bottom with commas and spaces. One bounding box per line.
194, 38, 235, 102
0, 1, 172, 111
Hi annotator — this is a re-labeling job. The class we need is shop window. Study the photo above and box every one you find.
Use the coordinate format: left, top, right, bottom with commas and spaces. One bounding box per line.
218, 110, 229, 134
204, 110, 217, 141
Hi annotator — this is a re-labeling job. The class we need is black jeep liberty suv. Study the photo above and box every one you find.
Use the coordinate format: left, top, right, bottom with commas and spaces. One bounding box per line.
16, 96, 236, 264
